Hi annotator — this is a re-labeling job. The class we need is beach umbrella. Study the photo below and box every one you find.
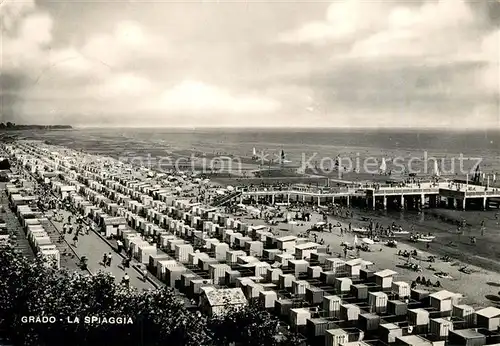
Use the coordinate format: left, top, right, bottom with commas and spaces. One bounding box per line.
175, 186, 182, 192
227, 185, 234, 191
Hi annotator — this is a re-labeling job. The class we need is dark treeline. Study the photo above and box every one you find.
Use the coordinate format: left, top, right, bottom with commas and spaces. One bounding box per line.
0, 122, 72, 130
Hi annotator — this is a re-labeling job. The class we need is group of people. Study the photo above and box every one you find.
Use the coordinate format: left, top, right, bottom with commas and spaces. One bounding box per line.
60, 215, 91, 248
102, 252, 113, 267
411, 276, 441, 288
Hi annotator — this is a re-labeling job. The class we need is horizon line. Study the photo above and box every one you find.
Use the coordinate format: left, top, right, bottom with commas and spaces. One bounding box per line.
71, 125, 500, 132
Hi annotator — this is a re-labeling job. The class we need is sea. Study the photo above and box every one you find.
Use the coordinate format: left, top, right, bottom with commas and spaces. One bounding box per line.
16, 127, 500, 176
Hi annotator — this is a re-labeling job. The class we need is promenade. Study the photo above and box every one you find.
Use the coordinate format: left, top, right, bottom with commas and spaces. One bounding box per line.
48, 208, 154, 291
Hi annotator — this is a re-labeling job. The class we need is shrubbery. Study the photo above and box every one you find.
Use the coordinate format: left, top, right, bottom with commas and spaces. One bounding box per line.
0, 244, 302, 346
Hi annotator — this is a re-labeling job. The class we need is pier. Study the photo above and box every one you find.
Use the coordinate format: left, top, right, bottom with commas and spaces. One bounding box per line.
231, 181, 500, 211
240, 188, 359, 206
365, 182, 443, 210
439, 185, 500, 210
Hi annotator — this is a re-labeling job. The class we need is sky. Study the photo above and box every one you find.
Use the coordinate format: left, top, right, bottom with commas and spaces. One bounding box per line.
0, 0, 499, 128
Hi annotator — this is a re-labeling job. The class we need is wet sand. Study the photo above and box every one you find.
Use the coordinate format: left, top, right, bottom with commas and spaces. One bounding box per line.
352, 208, 500, 273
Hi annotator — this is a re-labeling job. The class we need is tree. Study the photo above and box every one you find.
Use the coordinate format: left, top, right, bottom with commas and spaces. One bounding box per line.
6, 122, 14, 128
0, 245, 211, 345
0, 245, 301, 346
209, 299, 279, 346
208, 299, 303, 346
0, 123, 5, 129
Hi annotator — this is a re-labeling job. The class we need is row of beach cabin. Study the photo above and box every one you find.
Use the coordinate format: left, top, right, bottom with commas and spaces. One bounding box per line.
5, 182, 61, 269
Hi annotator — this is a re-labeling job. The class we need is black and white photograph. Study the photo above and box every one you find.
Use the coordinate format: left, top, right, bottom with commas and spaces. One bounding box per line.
1, 0, 500, 345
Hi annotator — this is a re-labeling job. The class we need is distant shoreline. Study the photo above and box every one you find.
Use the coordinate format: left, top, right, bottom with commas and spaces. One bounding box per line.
0, 125, 72, 131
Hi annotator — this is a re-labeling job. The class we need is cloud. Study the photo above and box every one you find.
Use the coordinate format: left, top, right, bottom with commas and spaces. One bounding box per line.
347, 0, 479, 61
281, 0, 481, 59
158, 81, 280, 114
477, 30, 500, 95
2, 2, 280, 124
1, 0, 52, 121
0, 0, 36, 31
80, 21, 165, 70
1, 2, 53, 74
274, 0, 499, 127
1, 0, 498, 127
99, 74, 154, 99
278, 0, 390, 45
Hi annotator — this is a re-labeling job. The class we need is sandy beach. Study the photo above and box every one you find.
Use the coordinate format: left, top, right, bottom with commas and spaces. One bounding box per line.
233, 208, 500, 308
349, 208, 500, 273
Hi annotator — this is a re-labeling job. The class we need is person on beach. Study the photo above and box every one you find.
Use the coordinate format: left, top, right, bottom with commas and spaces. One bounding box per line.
72, 234, 78, 247
106, 252, 113, 267
102, 253, 107, 266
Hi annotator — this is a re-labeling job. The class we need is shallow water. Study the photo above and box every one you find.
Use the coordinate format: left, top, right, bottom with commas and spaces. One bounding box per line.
17, 128, 500, 176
